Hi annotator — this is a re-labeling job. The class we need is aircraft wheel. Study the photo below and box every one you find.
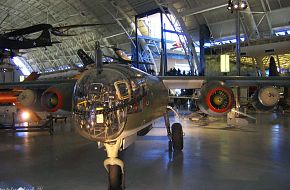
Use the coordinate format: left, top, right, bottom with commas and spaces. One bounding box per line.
108, 165, 123, 190
171, 123, 183, 151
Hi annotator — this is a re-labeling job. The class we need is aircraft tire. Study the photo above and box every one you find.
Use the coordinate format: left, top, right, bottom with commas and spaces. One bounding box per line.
108, 165, 123, 190
171, 123, 183, 151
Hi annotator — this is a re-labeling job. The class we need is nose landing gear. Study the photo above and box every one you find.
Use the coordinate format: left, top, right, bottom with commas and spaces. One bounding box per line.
104, 139, 125, 190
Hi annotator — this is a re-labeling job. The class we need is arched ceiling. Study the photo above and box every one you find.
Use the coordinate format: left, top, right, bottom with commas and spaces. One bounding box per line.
1, 0, 290, 72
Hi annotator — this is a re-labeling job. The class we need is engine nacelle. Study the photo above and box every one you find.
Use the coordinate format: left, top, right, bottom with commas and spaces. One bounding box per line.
17, 89, 43, 110
41, 87, 62, 112
252, 86, 280, 111
198, 81, 234, 116
41, 83, 75, 112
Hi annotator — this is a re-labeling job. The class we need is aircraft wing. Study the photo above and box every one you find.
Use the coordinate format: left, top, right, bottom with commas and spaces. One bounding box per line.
0, 79, 77, 112
161, 75, 290, 115
0, 79, 76, 89
160, 76, 290, 89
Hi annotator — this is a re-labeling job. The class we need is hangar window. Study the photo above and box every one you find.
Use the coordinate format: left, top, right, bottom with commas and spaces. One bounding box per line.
141, 13, 188, 53
135, 9, 195, 75
275, 31, 286, 36
209, 36, 245, 47
76, 62, 84, 68
58, 65, 71, 70
12, 56, 32, 76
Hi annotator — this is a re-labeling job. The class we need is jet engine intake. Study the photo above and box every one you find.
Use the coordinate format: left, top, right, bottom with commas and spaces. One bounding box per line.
41, 83, 75, 112
198, 81, 234, 116
41, 87, 62, 112
252, 86, 280, 111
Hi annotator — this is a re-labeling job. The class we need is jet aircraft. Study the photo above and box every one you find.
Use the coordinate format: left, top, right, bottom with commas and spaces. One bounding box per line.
0, 41, 290, 190
103, 46, 155, 69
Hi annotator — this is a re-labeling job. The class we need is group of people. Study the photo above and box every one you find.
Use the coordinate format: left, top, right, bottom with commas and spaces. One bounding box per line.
166, 67, 192, 76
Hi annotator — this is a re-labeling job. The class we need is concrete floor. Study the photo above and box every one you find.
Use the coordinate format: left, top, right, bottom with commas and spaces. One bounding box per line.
0, 112, 290, 190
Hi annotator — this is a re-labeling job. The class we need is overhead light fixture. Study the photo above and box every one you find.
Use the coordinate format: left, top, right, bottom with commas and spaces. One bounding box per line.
240, 1, 248, 9
227, 0, 248, 12
240, 3, 246, 8
227, 0, 232, 10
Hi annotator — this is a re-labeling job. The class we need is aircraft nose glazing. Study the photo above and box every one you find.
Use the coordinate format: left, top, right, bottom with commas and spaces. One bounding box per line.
72, 69, 129, 142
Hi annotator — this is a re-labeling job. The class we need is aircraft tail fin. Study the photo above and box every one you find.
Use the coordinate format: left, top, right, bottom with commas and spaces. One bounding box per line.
77, 49, 94, 68
24, 72, 40, 82
35, 29, 52, 46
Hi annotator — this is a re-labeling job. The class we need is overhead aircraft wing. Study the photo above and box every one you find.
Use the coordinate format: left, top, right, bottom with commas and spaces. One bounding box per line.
2, 23, 113, 37
2, 24, 52, 37
51, 23, 115, 36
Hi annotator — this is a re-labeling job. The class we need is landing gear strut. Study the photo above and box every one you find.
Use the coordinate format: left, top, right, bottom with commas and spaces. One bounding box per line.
104, 139, 125, 190
164, 110, 183, 152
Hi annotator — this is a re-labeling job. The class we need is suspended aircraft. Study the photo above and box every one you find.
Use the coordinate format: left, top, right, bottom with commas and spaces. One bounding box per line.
103, 46, 154, 67
0, 22, 113, 73
0, 41, 290, 190
0, 23, 113, 50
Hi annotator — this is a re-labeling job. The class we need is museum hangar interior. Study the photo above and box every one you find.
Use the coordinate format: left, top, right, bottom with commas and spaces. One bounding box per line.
0, 0, 290, 189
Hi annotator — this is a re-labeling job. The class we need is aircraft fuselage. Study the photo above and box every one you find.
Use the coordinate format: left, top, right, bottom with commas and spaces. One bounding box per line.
73, 64, 168, 143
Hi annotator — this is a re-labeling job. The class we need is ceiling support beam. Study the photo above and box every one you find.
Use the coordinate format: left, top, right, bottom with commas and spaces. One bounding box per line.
179, 2, 227, 17
102, 1, 135, 48
260, 0, 273, 36
241, 3, 260, 40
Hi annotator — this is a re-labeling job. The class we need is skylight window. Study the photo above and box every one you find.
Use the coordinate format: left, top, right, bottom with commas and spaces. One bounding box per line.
208, 36, 245, 47
58, 65, 71, 70
142, 12, 186, 52
275, 31, 286, 36
76, 63, 84, 67
12, 56, 31, 76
